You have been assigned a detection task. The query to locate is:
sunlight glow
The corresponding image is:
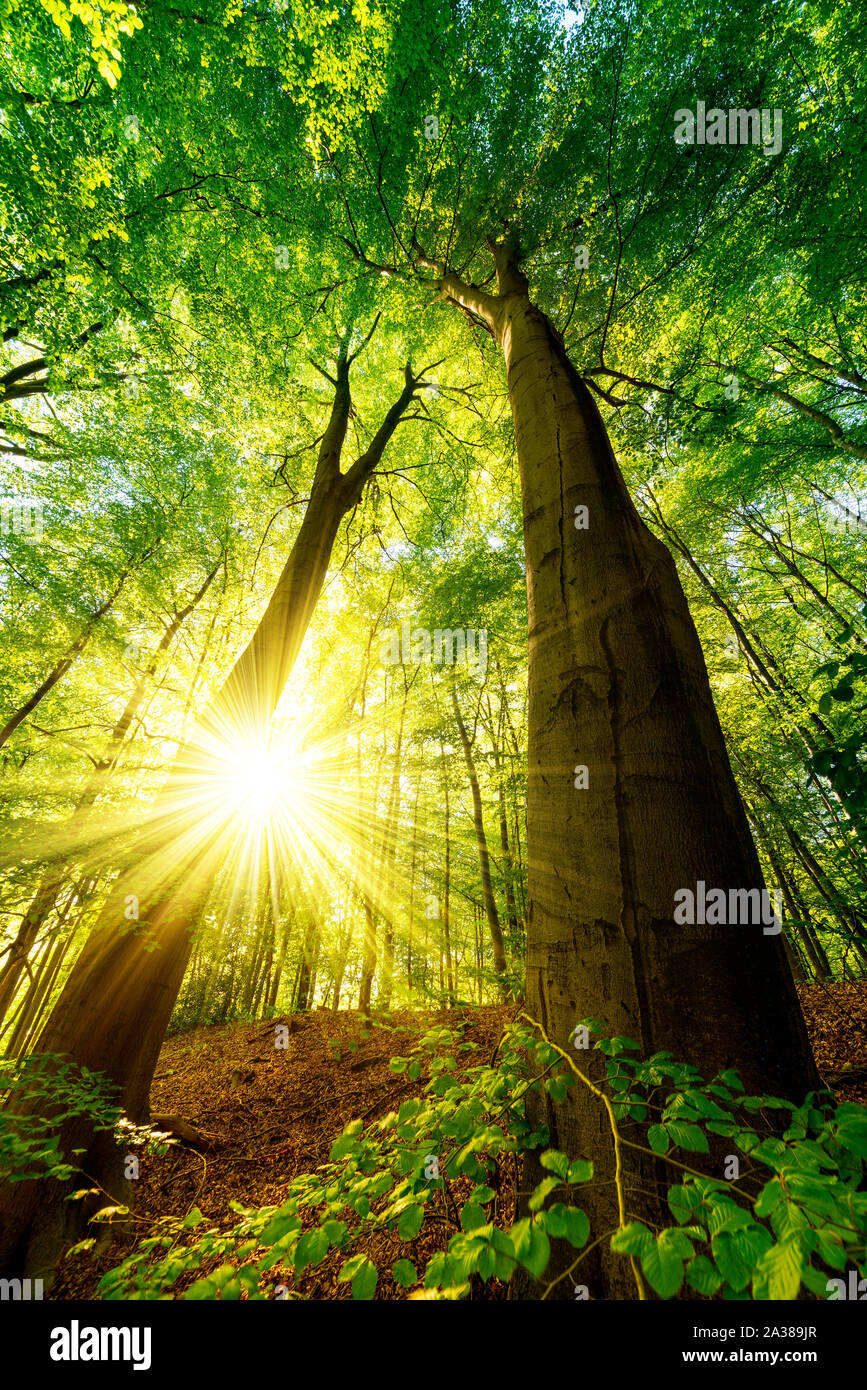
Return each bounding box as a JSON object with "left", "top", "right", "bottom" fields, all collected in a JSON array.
[{"left": 225, "top": 743, "right": 307, "bottom": 823}]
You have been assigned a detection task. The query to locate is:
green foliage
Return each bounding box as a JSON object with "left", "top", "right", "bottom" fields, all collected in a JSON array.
[
  {"left": 0, "top": 1051, "right": 166, "bottom": 1185},
  {"left": 808, "top": 609, "right": 867, "bottom": 835},
  {"left": 96, "top": 1018, "right": 867, "bottom": 1301}
]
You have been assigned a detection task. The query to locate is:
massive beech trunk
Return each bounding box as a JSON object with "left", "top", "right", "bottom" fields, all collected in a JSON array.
[
  {"left": 423, "top": 238, "right": 820, "bottom": 1297},
  {"left": 0, "top": 349, "right": 425, "bottom": 1280}
]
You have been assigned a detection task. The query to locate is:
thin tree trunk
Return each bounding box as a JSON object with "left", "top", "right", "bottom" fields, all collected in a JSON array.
[
  {"left": 441, "top": 741, "right": 453, "bottom": 1006},
  {"left": 450, "top": 678, "right": 509, "bottom": 996},
  {"left": 8, "top": 932, "right": 75, "bottom": 1057},
  {"left": 379, "top": 681, "right": 409, "bottom": 1009},
  {"left": 407, "top": 781, "right": 420, "bottom": 997},
  {"left": 0, "top": 562, "right": 141, "bottom": 748}
]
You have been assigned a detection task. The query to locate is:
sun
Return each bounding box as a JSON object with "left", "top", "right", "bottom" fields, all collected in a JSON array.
[
  {"left": 222, "top": 741, "right": 308, "bottom": 825},
  {"left": 234, "top": 748, "right": 284, "bottom": 819}
]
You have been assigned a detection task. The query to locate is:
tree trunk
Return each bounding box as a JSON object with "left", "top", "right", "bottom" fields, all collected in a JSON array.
[
  {"left": 441, "top": 744, "right": 453, "bottom": 1006},
  {"left": 407, "top": 780, "right": 420, "bottom": 996},
  {"left": 425, "top": 239, "right": 820, "bottom": 1298},
  {"left": 489, "top": 698, "right": 521, "bottom": 943},
  {"left": 450, "top": 678, "right": 509, "bottom": 996},
  {"left": 379, "top": 681, "right": 408, "bottom": 1009}
]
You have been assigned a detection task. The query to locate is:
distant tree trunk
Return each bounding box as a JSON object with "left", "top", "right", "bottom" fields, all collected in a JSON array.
[
  {"left": 254, "top": 914, "right": 275, "bottom": 1017},
  {"left": 734, "top": 750, "right": 867, "bottom": 970},
  {"left": 407, "top": 780, "right": 420, "bottom": 997},
  {"left": 0, "top": 562, "right": 139, "bottom": 748},
  {"left": 422, "top": 237, "right": 820, "bottom": 1298},
  {"left": 331, "top": 897, "right": 356, "bottom": 1010},
  {"left": 7, "top": 931, "right": 74, "bottom": 1056},
  {"left": 488, "top": 699, "right": 520, "bottom": 942},
  {"left": 450, "top": 679, "right": 509, "bottom": 996},
  {"left": 296, "top": 920, "right": 319, "bottom": 1012},
  {"left": 242, "top": 915, "right": 267, "bottom": 1015},
  {"left": 0, "top": 556, "right": 222, "bottom": 1027},
  {"left": 379, "top": 679, "right": 409, "bottom": 1009},
  {"left": 644, "top": 494, "right": 867, "bottom": 849},
  {"left": 440, "top": 739, "right": 453, "bottom": 1006},
  {"left": 358, "top": 745, "right": 386, "bottom": 1014},
  {"left": 747, "top": 804, "right": 832, "bottom": 981},
  {"left": 267, "top": 901, "right": 294, "bottom": 1011}
]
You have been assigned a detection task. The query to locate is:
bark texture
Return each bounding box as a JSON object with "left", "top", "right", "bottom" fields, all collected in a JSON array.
[{"left": 425, "top": 239, "right": 820, "bottom": 1297}]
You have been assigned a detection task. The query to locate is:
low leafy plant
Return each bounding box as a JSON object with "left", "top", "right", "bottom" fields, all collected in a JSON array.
[
  {"left": 96, "top": 1017, "right": 867, "bottom": 1300},
  {"left": 0, "top": 1052, "right": 175, "bottom": 1189}
]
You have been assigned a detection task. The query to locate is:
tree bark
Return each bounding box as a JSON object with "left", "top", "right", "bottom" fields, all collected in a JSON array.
[{"left": 425, "top": 239, "right": 820, "bottom": 1298}]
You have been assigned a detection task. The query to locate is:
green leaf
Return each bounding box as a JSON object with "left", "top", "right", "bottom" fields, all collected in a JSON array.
[
  {"left": 261, "top": 1210, "right": 301, "bottom": 1246},
  {"left": 752, "top": 1238, "right": 806, "bottom": 1301},
  {"left": 529, "top": 1177, "right": 560, "bottom": 1212},
  {"left": 338, "top": 1253, "right": 367, "bottom": 1283},
  {"left": 648, "top": 1124, "right": 669, "bottom": 1154},
  {"left": 712, "top": 1226, "right": 771, "bottom": 1292},
  {"left": 294, "top": 1226, "right": 329, "bottom": 1274},
  {"left": 561, "top": 1205, "right": 590, "bottom": 1248},
  {"left": 539, "top": 1149, "right": 570, "bottom": 1178},
  {"left": 393, "top": 1259, "right": 417, "bottom": 1288},
  {"left": 666, "top": 1121, "right": 709, "bottom": 1153},
  {"left": 802, "top": 1264, "right": 837, "bottom": 1299},
  {"left": 470, "top": 1185, "right": 495, "bottom": 1204},
  {"left": 641, "top": 1233, "right": 685, "bottom": 1299},
  {"left": 667, "top": 1185, "right": 698, "bottom": 1225},
  {"left": 352, "top": 1258, "right": 377, "bottom": 1301},
  {"left": 545, "top": 1076, "right": 568, "bottom": 1102},
  {"left": 611, "top": 1222, "right": 654, "bottom": 1257},
  {"left": 510, "top": 1219, "right": 551, "bottom": 1279},
  {"left": 460, "top": 1201, "right": 487, "bottom": 1232},
  {"left": 398, "top": 1204, "right": 424, "bottom": 1240},
  {"left": 754, "top": 1178, "right": 783, "bottom": 1218},
  {"left": 685, "top": 1255, "right": 722, "bottom": 1295}
]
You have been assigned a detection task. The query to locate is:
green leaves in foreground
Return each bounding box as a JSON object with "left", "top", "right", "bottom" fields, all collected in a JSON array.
[{"left": 96, "top": 1018, "right": 867, "bottom": 1303}]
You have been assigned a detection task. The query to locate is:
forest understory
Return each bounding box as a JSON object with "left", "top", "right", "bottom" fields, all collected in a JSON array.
[{"left": 48, "top": 986, "right": 867, "bottom": 1301}]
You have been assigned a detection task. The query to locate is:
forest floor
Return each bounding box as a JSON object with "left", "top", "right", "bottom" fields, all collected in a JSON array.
[{"left": 51, "top": 983, "right": 867, "bottom": 1300}]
